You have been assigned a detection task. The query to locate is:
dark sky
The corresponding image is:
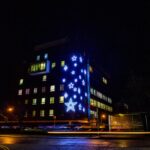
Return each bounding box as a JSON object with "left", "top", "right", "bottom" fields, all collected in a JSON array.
[{"left": 0, "top": 1, "right": 149, "bottom": 109}]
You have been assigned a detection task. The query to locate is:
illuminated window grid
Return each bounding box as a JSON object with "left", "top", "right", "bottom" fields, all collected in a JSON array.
[
  {"left": 52, "top": 62, "right": 56, "bottom": 68},
  {"left": 50, "top": 85, "right": 55, "bottom": 92},
  {"left": 50, "top": 97, "right": 55, "bottom": 104},
  {"left": 33, "top": 88, "right": 38, "bottom": 94},
  {"left": 19, "top": 79, "right": 24, "bottom": 85},
  {"left": 40, "top": 110, "right": 45, "bottom": 117},
  {"left": 61, "top": 60, "right": 65, "bottom": 67},
  {"left": 32, "top": 110, "right": 36, "bottom": 117},
  {"left": 59, "top": 96, "right": 64, "bottom": 103},
  {"left": 32, "top": 98, "right": 37, "bottom": 105},
  {"left": 41, "top": 98, "right": 46, "bottom": 105},
  {"left": 42, "top": 75, "right": 47, "bottom": 81},
  {"left": 49, "top": 109, "right": 54, "bottom": 116},
  {"left": 18, "top": 89, "right": 22, "bottom": 95},
  {"left": 25, "top": 88, "right": 30, "bottom": 95}
]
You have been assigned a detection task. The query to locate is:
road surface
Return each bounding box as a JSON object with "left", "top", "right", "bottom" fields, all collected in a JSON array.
[{"left": 0, "top": 134, "right": 150, "bottom": 150}]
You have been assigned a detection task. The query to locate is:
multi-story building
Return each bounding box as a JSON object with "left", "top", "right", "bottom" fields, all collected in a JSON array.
[{"left": 16, "top": 39, "right": 113, "bottom": 128}]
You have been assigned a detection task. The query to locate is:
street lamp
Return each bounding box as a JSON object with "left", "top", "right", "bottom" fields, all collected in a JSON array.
[{"left": 7, "top": 107, "right": 14, "bottom": 113}]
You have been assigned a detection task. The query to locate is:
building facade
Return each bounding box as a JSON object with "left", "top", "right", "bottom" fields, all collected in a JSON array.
[{"left": 16, "top": 41, "right": 113, "bottom": 127}]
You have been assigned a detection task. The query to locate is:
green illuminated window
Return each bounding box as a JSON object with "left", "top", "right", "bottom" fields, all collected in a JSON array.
[
  {"left": 50, "top": 97, "right": 55, "bottom": 104},
  {"left": 41, "top": 98, "right": 45, "bottom": 105},
  {"left": 42, "top": 75, "right": 47, "bottom": 81},
  {"left": 49, "top": 109, "right": 54, "bottom": 116},
  {"left": 25, "top": 99, "right": 28, "bottom": 104},
  {"left": 59, "top": 96, "right": 64, "bottom": 103},
  {"left": 52, "top": 62, "right": 56, "bottom": 68},
  {"left": 61, "top": 61, "right": 65, "bottom": 67},
  {"left": 32, "top": 110, "right": 36, "bottom": 117},
  {"left": 19, "top": 79, "right": 24, "bottom": 85},
  {"left": 40, "top": 110, "right": 45, "bottom": 117},
  {"left": 32, "top": 98, "right": 37, "bottom": 105},
  {"left": 50, "top": 85, "right": 55, "bottom": 92},
  {"left": 18, "top": 89, "right": 22, "bottom": 95}
]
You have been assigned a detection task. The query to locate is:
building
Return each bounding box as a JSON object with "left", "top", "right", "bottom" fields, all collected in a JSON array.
[{"left": 16, "top": 39, "right": 113, "bottom": 128}]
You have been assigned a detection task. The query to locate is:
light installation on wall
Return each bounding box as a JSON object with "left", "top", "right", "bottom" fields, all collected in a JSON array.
[{"left": 62, "top": 55, "right": 88, "bottom": 113}]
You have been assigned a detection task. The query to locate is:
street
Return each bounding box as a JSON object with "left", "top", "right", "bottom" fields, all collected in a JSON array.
[{"left": 0, "top": 134, "right": 150, "bottom": 150}]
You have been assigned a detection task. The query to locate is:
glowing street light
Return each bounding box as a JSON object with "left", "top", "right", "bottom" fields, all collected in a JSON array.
[{"left": 7, "top": 107, "right": 14, "bottom": 113}]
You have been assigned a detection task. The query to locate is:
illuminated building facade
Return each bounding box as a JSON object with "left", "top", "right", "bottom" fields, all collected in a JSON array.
[{"left": 17, "top": 42, "right": 113, "bottom": 127}]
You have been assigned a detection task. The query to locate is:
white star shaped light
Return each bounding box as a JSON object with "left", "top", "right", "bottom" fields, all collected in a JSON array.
[
  {"left": 65, "top": 98, "right": 77, "bottom": 112},
  {"left": 71, "top": 55, "right": 77, "bottom": 61},
  {"left": 68, "top": 83, "right": 74, "bottom": 89}
]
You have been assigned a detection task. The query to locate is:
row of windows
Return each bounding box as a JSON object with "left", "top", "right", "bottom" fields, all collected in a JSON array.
[
  {"left": 90, "top": 88, "right": 112, "bottom": 104},
  {"left": 90, "top": 98, "right": 113, "bottom": 112},
  {"left": 18, "top": 85, "right": 64, "bottom": 95},
  {"left": 25, "top": 96, "right": 64, "bottom": 105},
  {"left": 25, "top": 109, "right": 54, "bottom": 117}
]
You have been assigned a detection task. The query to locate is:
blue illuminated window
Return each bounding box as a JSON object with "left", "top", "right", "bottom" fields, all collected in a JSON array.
[{"left": 44, "top": 53, "right": 48, "bottom": 59}]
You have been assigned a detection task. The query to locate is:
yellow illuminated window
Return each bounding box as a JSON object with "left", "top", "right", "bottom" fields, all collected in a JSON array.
[
  {"left": 40, "top": 63, "right": 46, "bottom": 71},
  {"left": 19, "top": 79, "right": 24, "bottom": 85},
  {"left": 18, "top": 89, "right": 22, "bottom": 95},
  {"left": 50, "top": 85, "right": 55, "bottom": 92},
  {"left": 42, "top": 75, "right": 47, "bottom": 81},
  {"left": 25, "top": 99, "right": 28, "bottom": 104},
  {"left": 59, "top": 96, "right": 64, "bottom": 103},
  {"left": 90, "top": 99, "right": 94, "bottom": 106},
  {"left": 102, "top": 77, "right": 108, "bottom": 85},
  {"left": 52, "top": 62, "right": 56, "bottom": 68},
  {"left": 32, "top": 110, "right": 36, "bottom": 117},
  {"left": 41, "top": 98, "right": 45, "bottom": 105},
  {"left": 32, "top": 98, "right": 37, "bottom": 105},
  {"left": 61, "top": 61, "right": 65, "bottom": 67},
  {"left": 49, "top": 109, "right": 54, "bottom": 116},
  {"left": 50, "top": 97, "right": 55, "bottom": 104},
  {"left": 40, "top": 110, "right": 45, "bottom": 117}
]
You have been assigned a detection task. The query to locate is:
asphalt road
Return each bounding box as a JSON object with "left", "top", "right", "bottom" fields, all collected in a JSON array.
[{"left": 0, "top": 134, "right": 150, "bottom": 150}]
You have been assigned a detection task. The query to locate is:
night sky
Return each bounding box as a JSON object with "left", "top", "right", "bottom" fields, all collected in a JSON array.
[{"left": 0, "top": 1, "right": 149, "bottom": 112}]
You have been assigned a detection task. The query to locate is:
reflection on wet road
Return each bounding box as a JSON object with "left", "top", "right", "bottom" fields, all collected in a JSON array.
[{"left": 0, "top": 135, "right": 150, "bottom": 150}]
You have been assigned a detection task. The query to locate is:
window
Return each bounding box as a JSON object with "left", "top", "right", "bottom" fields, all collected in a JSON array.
[
  {"left": 90, "top": 99, "right": 94, "bottom": 106},
  {"left": 42, "top": 75, "right": 47, "bottom": 81},
  {"left": 59, "top": 96, "right": 64, "bottom": 103},
  {"left": 44, "top": 53, "right": 48, "bottom": 59},
  {"left": 18, "top": 89, "right": 22, "bottom": 95},
  {"left": 32, "top": 98, "right": 37, "bottom": 105},
  {"left": 33, "top": 88, "right": 38, "bottom": 94},
  {"left": 50, "top": 97, "right": 55, "bottom": 104},
  {"left": 25, "top": 88, "right": 30, "bottom": 95},
  {"left": 90, "top": 88, "right": 94, "bottom": 95},
  {"left": 36, "top": 55, "right": 40, "bottom": 61},
  {"left": 50, "top": 85, "right": 55, "bottom": 92},
  {"left": 42, "top": 87, "right": 46, "bottom": 93},
  {"left": 24, "top": 112, "right": 28, "bottom": 118},
  {"left": 60, "top": 84, "right": 64, "bottom": 91},
  {"left": 19, "top": 79, "right": 24, "bottom": 85},
  {"left": 32, "top": 110, "right": 36, "bottom": 117},
  {"left": 25, "top": 99, "right": 28, "bottom": 104},
  {"left": 52, "top": 62, "right": 56, "bottom": 68},
  {"left": 49, "top": 109, "right": 54, "bottom": 116},
  {"left": 102, "top": 77, "right": 108, "bottom": 85},
  {"left": 41, "top": 98, "right": 45, "bottom": 105},
  {"left": 61, "top": 61, "right": 65, "bottom": 67},
  {"left": 40, "top": 63, "right": 46, "bottom": 70},
  {"left": 108, "top": 97, "right": 112, "bottom": 104},
  {"left": 40, "top": 110, "right": 45, "bottom": 117}
]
